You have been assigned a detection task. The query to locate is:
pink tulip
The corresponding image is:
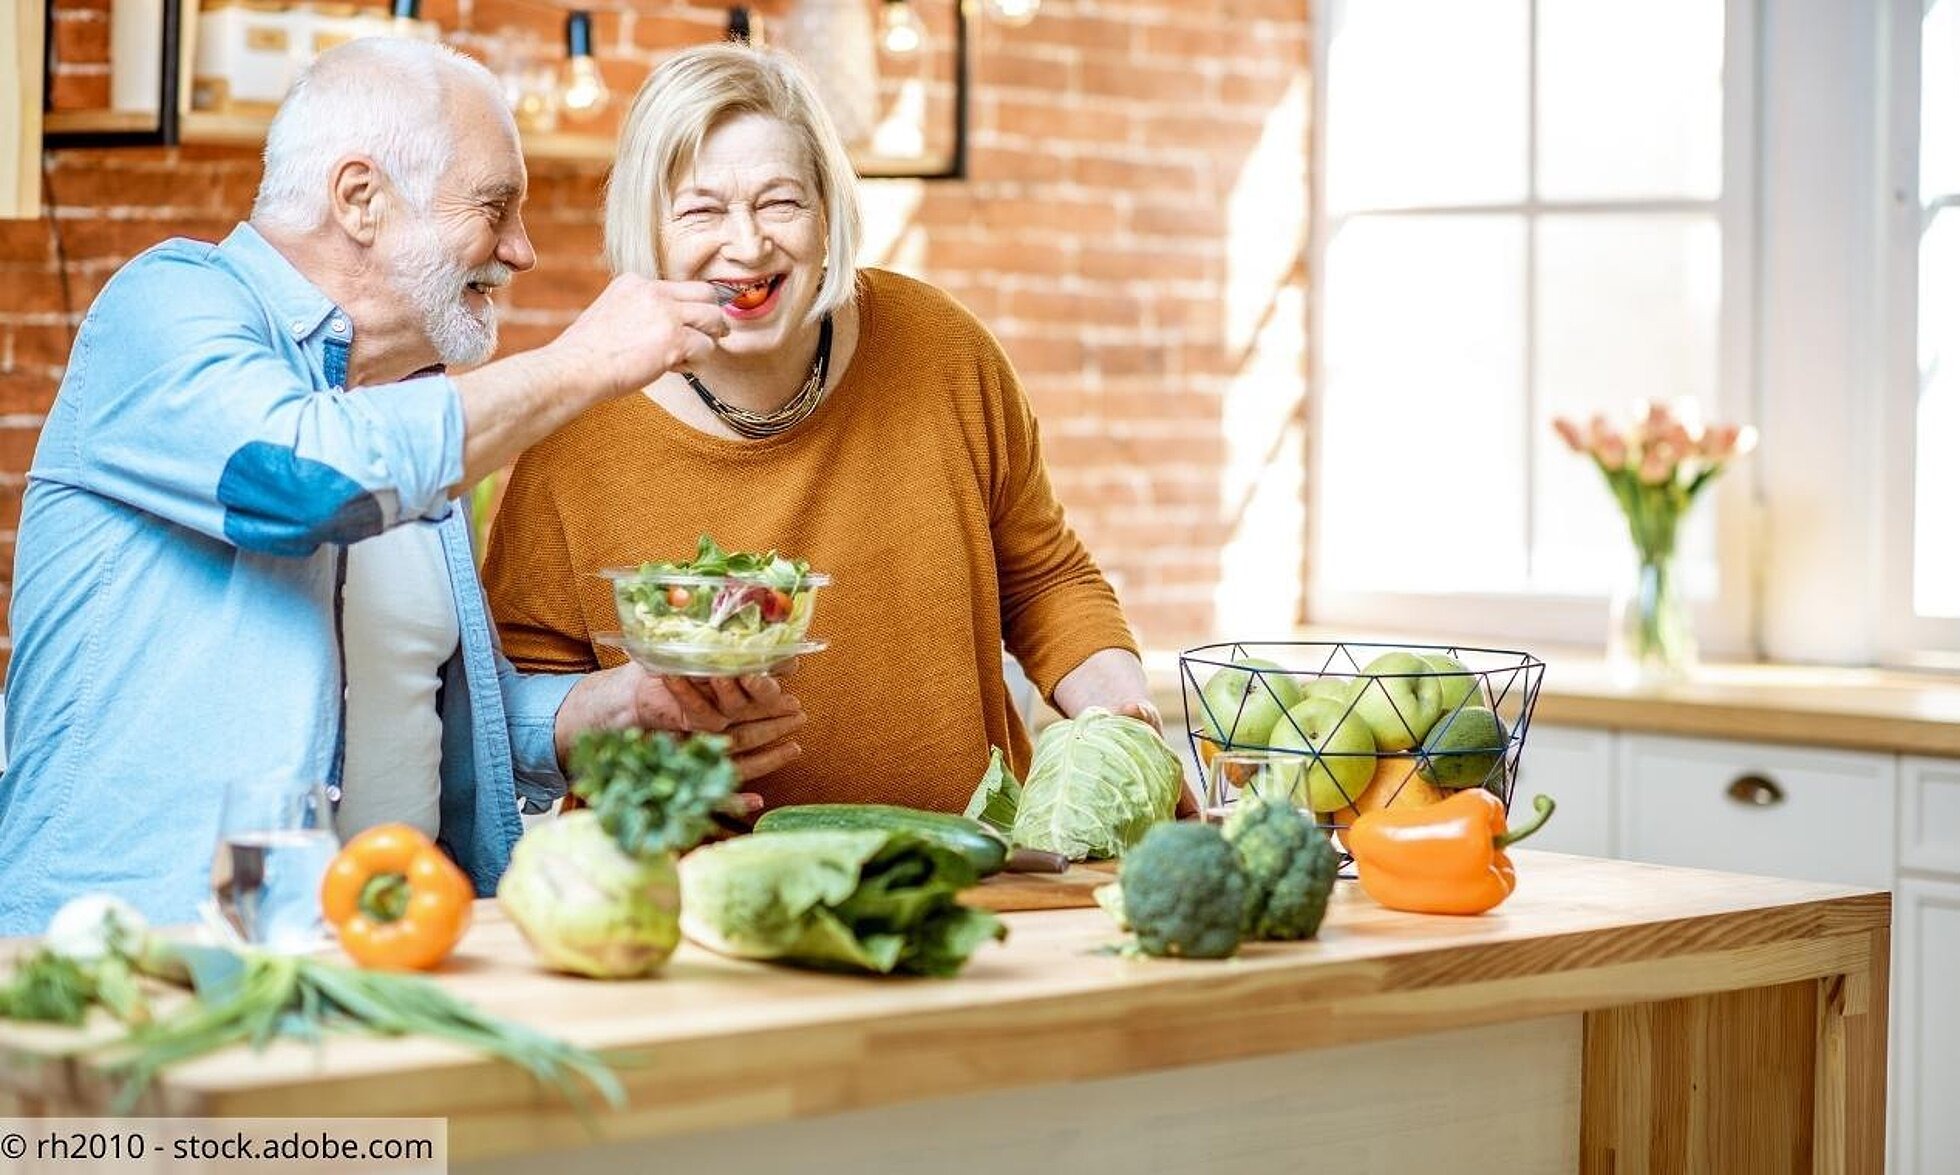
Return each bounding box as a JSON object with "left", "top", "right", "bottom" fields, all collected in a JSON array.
[
  {"left": 1634, "top": 401, "right": 1674, "bottom": 447},
  {"left": 1701, "top": 422, "right": 1740, "bottom": 461},
  {"left": 1596, "top": 434, "right": 1628, "bottom": 471},
  {"left": 1551, "top": 416, "right": 1588, "bottom": 453},
  {"left": 1587, "top": 414, "right": 1617, "bottom": 447},
  {"left": 1638, "top": 444, "right": 1674, "bottom": 485}
]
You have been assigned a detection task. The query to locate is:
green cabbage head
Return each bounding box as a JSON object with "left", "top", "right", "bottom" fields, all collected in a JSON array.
[
  {"left": 497, "top": 811, "right": 682, "bottom": 978},
  {"left": 1010, "top": 707, "right": 1184, "bottom": 861}
]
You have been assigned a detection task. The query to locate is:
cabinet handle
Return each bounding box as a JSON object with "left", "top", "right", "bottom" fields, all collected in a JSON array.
[{"left": 1725, "top": 773, "right": 1785, "bottom": 807}]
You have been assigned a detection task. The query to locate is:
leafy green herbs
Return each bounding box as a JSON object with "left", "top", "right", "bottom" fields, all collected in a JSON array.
[
  {"left": 642, "top": 534, "right": 810, "bottom": 592},
  {"left": 568, "top": 728, "right": 739, "bottom": 860},
  {"left": 0, "top": 949, "right": 105, "bottom": 1026}
]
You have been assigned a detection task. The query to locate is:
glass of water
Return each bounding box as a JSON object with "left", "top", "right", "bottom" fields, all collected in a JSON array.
[
  {"left": 1202, "top": 750, "right": 1306, "bottom": 823},
  {"left": 209, "top": 781, "right": 338, "bottom": 953}
]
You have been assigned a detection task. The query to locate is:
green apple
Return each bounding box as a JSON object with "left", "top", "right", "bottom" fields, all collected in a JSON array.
[
  {"left": 1417, "top": 706, "right": 1510, "bottom": 789},
  {"left": 1264, "top": 697, "right": 1378, "bottom": 812},
  {"left": 1421, "top": 652, "right": 1481, "bottom": 718},
  {"left": 1300, "top": 676, "right": 1357, "bottom": 708},
  {"left": 1351, "top": 651, "right": 1445, "bottom": 751},
  {"left": 1196, "top": 658, "right": 1302, "bottom": 749}
]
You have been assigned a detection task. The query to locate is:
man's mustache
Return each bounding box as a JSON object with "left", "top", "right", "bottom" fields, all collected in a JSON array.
[{"left": 465, "top": 262, "right": 514, "bottom": 292}]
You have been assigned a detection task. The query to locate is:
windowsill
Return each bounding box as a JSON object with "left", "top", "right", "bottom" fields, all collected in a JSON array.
[{"left": 1141, "top": 629, "right": 1960, "bottom": 758}]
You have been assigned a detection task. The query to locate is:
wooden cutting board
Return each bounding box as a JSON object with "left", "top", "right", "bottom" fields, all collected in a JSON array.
[{"left": 962, "top": 861, "right": 1119, "bottom": 912}]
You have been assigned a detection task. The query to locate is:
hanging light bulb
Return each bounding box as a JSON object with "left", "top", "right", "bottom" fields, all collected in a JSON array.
[
  {"left": 559, "top": 10, "right": 611, "bottom": 121},
  {"left": 878, "top": 0, "right": 927, "bottom": 58},
  {"left": 985, "top": 0, "right": 1041, "bottom": 26},
  {"left": 388, "top": 0, "right": 436, "bottom": 41}
]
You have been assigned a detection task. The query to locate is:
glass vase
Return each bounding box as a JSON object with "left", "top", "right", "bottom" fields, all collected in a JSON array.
[{"left": 1608, "top": 550, "right": 1696, "bottom": 682}]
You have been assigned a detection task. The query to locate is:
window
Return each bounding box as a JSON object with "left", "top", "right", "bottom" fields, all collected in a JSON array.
[
  {"left": 1309, "top": 0, "right": 1747, "bottom": 648},
  {"left": 1882, "top": 0, "right": 1960, "bottom": 663}
]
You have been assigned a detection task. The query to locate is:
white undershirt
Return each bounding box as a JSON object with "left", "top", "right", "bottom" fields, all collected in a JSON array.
[{"left": 335, "top": 521, "right": 459, "bottom": 843}]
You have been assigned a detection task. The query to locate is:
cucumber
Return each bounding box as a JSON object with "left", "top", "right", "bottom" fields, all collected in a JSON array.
[{"left": 753, "top": 804, "right": 1011, "bottom": 876}]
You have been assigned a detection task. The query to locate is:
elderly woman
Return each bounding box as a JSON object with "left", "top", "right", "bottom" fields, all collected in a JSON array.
[{"left": 483, "top": 43, "right": 1156, "bottom": 814}]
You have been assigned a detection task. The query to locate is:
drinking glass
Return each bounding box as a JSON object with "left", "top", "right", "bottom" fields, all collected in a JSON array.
[
  {"left": 1202, "top": 750, "right": 1305, "bottom": 823},
  {"left": 209, "top": 781, "right": 338, "bottom": 952}
]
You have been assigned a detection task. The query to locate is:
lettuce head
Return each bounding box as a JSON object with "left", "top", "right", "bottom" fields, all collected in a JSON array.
[{"left": 678, "top": 830, "right": 1006, "bottom": 977}]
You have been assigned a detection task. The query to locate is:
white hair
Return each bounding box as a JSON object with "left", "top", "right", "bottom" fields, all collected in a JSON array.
[
  {"left": 252, "top": 38, "right": 508, "bottom": 233},
  {"left": 605, "top": 43, "right": 861, "bottom": 321}
]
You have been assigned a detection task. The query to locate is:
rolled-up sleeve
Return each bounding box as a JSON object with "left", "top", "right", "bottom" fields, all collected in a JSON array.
[{"left": 58, "top": 252, "right": 464, "bottom": 556}]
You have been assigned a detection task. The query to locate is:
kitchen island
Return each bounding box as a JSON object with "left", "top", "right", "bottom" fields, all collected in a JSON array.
[{"left": 0, "top": 852, "right": 1889, "bottom": 1174}]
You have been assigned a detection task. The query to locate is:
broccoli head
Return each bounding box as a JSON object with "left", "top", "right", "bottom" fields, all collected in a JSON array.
[
  {"left": 1222, "top": 797, "right": 1338, "bottom": 941},
  {"left": 1119, "top": 822, "right": 1248, "bottom": 959}
]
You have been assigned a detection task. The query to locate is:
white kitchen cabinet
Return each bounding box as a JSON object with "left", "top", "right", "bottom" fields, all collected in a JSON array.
[
  {"left": 1512, "top": 723, "right": 1615, "bottom": 857},
  {"left": 1893, "top": 877, "right": 1960, "bottom": 1175},
  {"left": 1616, "top": 733, "right": 1897, "bottom": 890},
  {"left": 1900, "top": 757, "right": 1960, "bottom": 877}
]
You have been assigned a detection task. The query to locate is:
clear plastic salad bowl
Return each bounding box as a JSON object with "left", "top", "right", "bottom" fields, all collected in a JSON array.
[{"left": 598, "top": 567, "right": 830, "bottom": 677}]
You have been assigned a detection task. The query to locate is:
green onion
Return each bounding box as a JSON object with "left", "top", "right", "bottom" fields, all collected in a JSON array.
[{"left": 105, "top": 945, "right": 622, "bottom": 1117}]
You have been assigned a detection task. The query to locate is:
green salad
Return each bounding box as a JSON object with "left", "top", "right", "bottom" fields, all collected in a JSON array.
[{"left": 608, "top": 535, "right": 825, "bottom": 673}]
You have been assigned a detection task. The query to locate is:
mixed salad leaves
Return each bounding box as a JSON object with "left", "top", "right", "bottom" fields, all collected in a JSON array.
[{"left": 611, "top": 535, "right": 823, "bottom": 673}]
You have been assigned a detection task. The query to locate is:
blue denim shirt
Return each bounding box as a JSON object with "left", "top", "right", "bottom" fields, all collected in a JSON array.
[{"left": 0, "top": 225, "right": 576, "bottom": 935}]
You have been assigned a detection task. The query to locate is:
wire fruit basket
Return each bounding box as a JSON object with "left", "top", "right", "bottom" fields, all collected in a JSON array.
[{"left": 1178, "top": 641, "right": 1547, "bottom": 853}]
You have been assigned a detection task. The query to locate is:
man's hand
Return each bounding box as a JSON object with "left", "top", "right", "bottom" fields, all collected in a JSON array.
[
  {"left": 547, "top": 275, "right": 730, "bottom": 400},
  {"left": 454, "top": 276, "right": 731, "bottom": 487},
  {"left": 556, "top": 661, "right": 806, "bottom": 782}
]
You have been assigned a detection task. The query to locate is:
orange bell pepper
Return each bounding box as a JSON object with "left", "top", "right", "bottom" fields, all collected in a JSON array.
[
  {"left": 1347, "top": 791, "right": 1555, "bottom": 915},
  {"left": 319, "top": 824, "right": 474, "bottom": 970}
]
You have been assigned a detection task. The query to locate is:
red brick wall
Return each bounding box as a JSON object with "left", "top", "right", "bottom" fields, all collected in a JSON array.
[{"left": 5, "top": 0, "right": 1311, "bottom": 662}]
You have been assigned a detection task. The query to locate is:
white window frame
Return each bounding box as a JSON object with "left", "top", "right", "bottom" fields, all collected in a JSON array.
[
  {"left": 1304, "top": 0, "right": 1759, "bottom": 656},
  {"left": 1879, "top": 0, "right": 1960, "bottom": 668}
]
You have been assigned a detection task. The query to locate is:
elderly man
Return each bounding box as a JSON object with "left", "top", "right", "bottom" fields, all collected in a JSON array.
[{"left": 0, "top": 38, "right": 805, "bottom": 935}]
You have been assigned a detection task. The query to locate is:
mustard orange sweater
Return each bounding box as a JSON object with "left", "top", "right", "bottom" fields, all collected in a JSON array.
[{"left": 482, "top": 269, "right": 1137, "bottom": 813}]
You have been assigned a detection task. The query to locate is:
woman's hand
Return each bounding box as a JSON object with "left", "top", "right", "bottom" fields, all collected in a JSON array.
[
  {"left": 556, "top": 661, "right": 806, "bottom": 781},
  {"left": 1111, "top": 698, "right": 1164, "bottom": 733},
  {"left": 1052, "top": 648, "right": 1159, "bottom": 731},
  {"left": 1053, "top": 649, "right": 1194, "bottom": 813}
]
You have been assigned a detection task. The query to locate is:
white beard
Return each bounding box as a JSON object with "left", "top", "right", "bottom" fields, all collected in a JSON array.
[{"left": 389, "top": 217, "right": 509, "bottom": 369}]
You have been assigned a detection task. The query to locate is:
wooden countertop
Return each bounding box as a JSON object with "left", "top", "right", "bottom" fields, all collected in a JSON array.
[
  {"left": 0, "top": 854, "right": 1888, "bottom": 1163},
  {"left": 1144, "top": 647, "right": 1960, "bottom": 757}
]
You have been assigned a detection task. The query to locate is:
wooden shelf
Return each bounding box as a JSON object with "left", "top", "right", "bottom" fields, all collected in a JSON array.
[
  {"left": 43, "top": 110, "right": 162, "bottom": 135},
  {"left": 45, "top": 107, "right": 937, "bottom": 176},
  {"left": 47, "top": 108, "right": 617, "bottom": 162},
  {"left": 516, "top": 130, "right": 615, "bottom": 162},
  {"left": 179, "top": 110, "right": 617, "bottom": 161}
]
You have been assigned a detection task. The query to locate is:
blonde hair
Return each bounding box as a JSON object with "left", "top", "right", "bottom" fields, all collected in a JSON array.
[{"left": 604, "top": 43, "right": 861, "bottom": 320}]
